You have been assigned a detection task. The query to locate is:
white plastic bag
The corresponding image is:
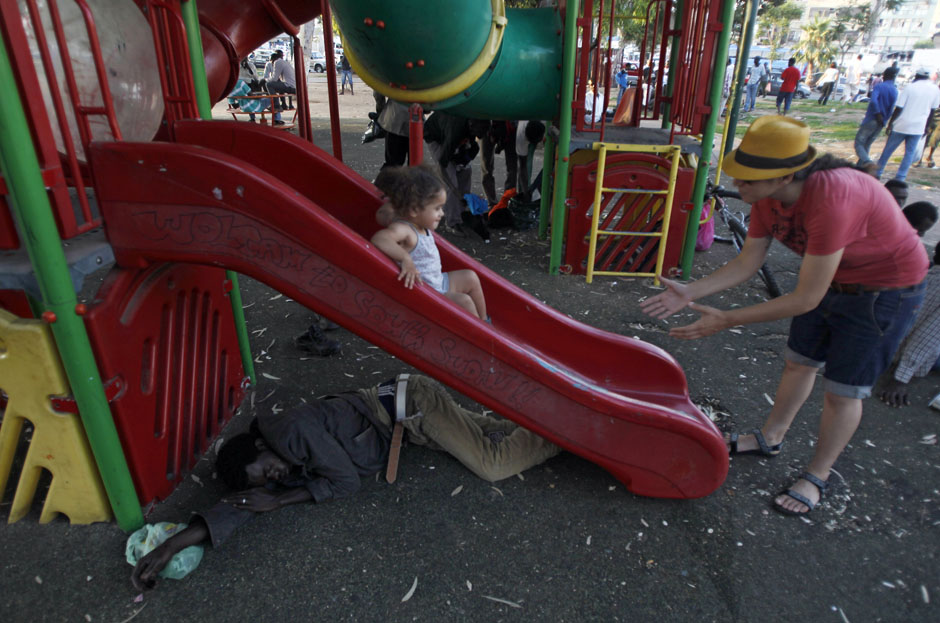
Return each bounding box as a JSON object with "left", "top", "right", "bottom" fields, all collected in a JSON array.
[{"left": 125, "top": 522, "right": 204, "bottom": 580}]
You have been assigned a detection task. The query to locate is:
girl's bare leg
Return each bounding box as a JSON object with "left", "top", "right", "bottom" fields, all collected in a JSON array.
[
  {"left": 445, "top": 291, "right": 479, "bottom": 317},
  {"left": 447, "top": 269, "right": 487, "bottom": 320}
]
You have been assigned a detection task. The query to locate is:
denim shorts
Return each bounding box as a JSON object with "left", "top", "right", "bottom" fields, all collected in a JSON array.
[{"left": 785, "top": 281, "right": 926, "bottom": 398}]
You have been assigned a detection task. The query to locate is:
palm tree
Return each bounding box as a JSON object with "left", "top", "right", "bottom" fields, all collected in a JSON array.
[{"left": 795, "top": 17, "right": 837, "bottom": 86}]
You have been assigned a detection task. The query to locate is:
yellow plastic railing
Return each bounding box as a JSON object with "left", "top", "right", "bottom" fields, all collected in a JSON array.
[{"left": 586, "top": 142, "right": 682, "bottom": 285}]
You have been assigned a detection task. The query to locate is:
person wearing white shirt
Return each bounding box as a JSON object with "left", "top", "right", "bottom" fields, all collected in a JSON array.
[
  {"left": 266, "top": 50, "right": 296, "bottom": 110},
  {"left": 875, "top": 68, "right": 940, "bottom": 181},
  {"left": 744, "top": 56, "right": 764, "bottom": 112},
  {"left": 843, "top": 54, "right": 863, "bottom": 103},
  {"left": 817, "top": 62, "right": 840, "bottom": 105}
]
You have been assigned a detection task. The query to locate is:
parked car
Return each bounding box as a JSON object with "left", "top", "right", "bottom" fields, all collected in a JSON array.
[
  {"left": 309, "top": 51, "right": 326, "bottom": 73},
  {"left": 767, "top": 71, "right": 812, "bottom": 99}
]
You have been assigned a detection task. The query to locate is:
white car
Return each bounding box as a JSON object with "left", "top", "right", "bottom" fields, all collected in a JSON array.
[{"left": 309, "top": 51, "right": 326, "bottom": 73}]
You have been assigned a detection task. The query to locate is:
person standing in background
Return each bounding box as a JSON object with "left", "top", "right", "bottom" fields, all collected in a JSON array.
[
  {"left": 843, "top": 55, "right": 863, "bottom": 103},
  {"left": 744, "top": 56, "right": 764, "bottom": 112}
]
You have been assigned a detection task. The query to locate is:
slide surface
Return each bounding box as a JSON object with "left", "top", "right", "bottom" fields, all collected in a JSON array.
[{"left": 89, "top": 122, "right": 728, "bottom": 498}]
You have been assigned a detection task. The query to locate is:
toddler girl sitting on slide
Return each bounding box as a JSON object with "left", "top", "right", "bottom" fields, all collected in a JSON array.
[{"left": 370, "top": 164, "right": 488, "bottom": 321}]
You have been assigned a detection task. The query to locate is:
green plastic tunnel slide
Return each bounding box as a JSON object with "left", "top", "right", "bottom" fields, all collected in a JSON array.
[{"left": 331, "top": 1, "right": 562, "bottom": 120}]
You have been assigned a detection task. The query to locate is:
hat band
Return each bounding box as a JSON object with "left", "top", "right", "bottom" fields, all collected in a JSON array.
[{"left": 735, "top": 148, "right": 811, "bottom": 170}]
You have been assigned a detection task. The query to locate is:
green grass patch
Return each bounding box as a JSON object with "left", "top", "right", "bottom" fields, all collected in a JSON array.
[{"left": 799, "top": 118, "right": 860, "bottom": 142}]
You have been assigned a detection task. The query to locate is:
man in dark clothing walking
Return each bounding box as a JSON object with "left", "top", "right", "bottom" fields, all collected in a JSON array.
[
  {"left": 130, "top": 374, "right": 560, "bottom": 590},
  {"left": 340, "top": 54, "right": 354, "bottom": 95}
]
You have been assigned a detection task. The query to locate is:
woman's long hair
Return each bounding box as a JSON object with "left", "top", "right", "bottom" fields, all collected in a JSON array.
[{"left": 794, "top": 153, "right": 870, "bottom": 181}]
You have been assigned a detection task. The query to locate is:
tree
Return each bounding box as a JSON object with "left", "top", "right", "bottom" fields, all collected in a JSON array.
[
  {"left": 830, "top": 2, "right": 870, "bottom": 67},
  {"left": 795, "top": 17, "right": 837, "bottom": 84},
  {"left": 914, "top": 39, "right": 935, "bottom": 49},
  {"left": 758, "top": 2, "right": 803, "bottom": 61}
]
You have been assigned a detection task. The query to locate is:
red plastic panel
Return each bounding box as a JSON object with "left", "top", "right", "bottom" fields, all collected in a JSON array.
[
  {"left": 89, "top": 138, "right": 727, "bottom": 498},
  {"left": 83, "top": 263, "right": 247, "bottom": 503},
  {"left": 0, "top": 290, "right": 32, "bottom": 317},
  {"left": 0, "top": 197, "right": 19, "bottom": 250},
  {"left": 564, "top": 153, "right": 694, "bottom": 276},
  {"left": 668, "top": 0, "right": 725, "bottom": 136}
]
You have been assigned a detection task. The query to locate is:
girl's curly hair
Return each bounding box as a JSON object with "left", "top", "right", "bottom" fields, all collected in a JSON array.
[{"left": 374, "top": 163, "right": 445, "bottom": 216}]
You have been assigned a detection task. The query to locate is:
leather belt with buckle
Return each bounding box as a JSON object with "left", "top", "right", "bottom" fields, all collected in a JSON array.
[{"left": 384, "top": 374, "right": 411, "bottom": 484}]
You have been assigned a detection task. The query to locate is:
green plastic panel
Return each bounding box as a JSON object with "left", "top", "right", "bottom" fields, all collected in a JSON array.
[
  {"left": 331, "top": 0, "right": 494, "bottom": 90},
  {"left": 435, "top": 7, "right": 561, "bottom": 120}
]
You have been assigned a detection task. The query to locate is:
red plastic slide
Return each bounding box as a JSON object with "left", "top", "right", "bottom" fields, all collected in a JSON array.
[{"left": 88, "top": 123, "right": 727, "bottom": 498}]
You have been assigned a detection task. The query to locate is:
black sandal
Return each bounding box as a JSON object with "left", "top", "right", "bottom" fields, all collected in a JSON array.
[
  {"left": 772, "top": 471, "right": 829, "bottom": 516},
  {"left": 727, "top": 428, "right": 783, "bottom": 457}
]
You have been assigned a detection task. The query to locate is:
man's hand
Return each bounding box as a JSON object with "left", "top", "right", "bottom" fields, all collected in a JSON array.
[
  {"left": 667, "top": 302, "right": 732, "bottom": 340},
  {"left": 131, "top": 543, "right": 175, "bottom": 591},
  {"left": 222, "top": 487, "right": 282, "bottom": 513},
  {"left": 130, "top": 520, "right": 209, "bottom": 591},
  {"left": 639, "top": 277, "right": 693, "bottom": 320},
  {"left": 879, "top": 378, "right": 910, "bottom": 408}
]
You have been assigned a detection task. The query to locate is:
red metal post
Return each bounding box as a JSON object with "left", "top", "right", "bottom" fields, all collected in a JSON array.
[
  {"left": 408, "top": 104, "right": 423, "bottom": 165},
  {"left": 321, "top": 0, "right": 343, "bottom": 161}
]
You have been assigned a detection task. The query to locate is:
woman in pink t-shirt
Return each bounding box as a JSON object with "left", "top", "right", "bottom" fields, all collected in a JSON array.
[{"left": 641, "top": 116, "right": 927, "bottom": 517}]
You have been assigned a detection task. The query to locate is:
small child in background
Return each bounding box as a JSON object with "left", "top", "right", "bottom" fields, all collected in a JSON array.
[
  {"left": 902, "top": 201, "right": 939, "bottom": 237},
  {"left": 884, "top": 179, "right": 909, "bottom": 206},
  {"left": 371, "top": 164, "right": 488, "bottom": 320}
]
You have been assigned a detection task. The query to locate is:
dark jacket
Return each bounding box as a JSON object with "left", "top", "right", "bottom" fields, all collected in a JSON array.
[
  {"left": 424, "top": 111, "right": 476, "bottom": 168},
  {"left": 196, "top": 394, "right": 390, "bottom": 546}
]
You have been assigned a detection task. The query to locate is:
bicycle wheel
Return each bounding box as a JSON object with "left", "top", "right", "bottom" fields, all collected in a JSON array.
[{"left": 726, "top": 216, "right": 782, "bottom": 298}]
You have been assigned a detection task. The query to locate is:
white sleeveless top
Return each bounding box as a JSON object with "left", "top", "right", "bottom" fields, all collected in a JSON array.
[{"left": 398, "top": 220, "right": 445, "bottom": 293}]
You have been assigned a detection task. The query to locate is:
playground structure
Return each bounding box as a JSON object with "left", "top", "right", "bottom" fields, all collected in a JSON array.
[{"left": 0, "top": 0, "right": 735, "bottom": 531}]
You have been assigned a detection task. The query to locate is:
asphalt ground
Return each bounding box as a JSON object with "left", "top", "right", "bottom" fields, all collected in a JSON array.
[{"left": 1, "top": 115, "right": 938, "bottom": 622}]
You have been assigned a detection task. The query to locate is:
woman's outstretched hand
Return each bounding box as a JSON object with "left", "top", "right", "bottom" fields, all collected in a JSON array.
[
  {"left": 639, "top": 277, "right": 692, "bottom": 319},
  {"left": 667, "top": 302, "right": 730, "bottom": 339}
]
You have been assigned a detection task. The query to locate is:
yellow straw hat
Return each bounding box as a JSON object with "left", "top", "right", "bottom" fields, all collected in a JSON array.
[{"left": 721, "top": 116, "right": 817, "bottom": 180}]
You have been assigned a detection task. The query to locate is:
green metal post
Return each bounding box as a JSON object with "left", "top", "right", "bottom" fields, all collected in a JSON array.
[
  {"left": 180, "top": 0, "right": 212, "bottom": 119},
  {"left": 678, "top": 0, "right": 738, "bottom": 280},
  {"left": 548, "top": 0, "right": 581, "bottom": 274},
  {"left": 180, "top": 0, "right": 256, "bottom": 384},
  {"left": 661, "top": 0, "right": 684, "bottom": 128},
  {"left": 0, "top": 35, "right": 143, "bottom": 530},
  {"left": 537, "top": 132, "right": 556, "bottom": 240},
  {"left": 724, "top": 0, "right": 759, "bottom": 157}
]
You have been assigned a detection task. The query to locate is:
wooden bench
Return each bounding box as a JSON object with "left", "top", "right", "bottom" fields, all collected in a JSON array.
[{"left": 226, "top": 94, "right": 297, "bottom": 129}]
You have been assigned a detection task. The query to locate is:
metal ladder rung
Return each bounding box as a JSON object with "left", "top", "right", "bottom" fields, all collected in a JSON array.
[
  {"left": 591, "top": 270, "right": 657, "bottom": 278},
  {"left": 600, "top": 187, "right": 669, "bottom": 195},
  {"left": 595, "top": 230, "right": 662, "bottom": 238}
]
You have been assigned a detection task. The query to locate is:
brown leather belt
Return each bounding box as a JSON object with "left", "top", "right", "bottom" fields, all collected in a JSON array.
[
  {"left": 829, "top": 282, "right": 889, "bottom": 294},
  {"left": 385, "top": 374, "right": 411, "bottom": 484}
]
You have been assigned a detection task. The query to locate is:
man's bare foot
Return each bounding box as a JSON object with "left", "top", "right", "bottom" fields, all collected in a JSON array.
[{"left": 879, "top": 378, "right": 910, "bottom": 408}]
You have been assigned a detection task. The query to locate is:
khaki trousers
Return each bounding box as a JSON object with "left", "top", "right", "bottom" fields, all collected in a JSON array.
[{"left": 359, "top": 375, "right": 560, "bottom": 482}]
